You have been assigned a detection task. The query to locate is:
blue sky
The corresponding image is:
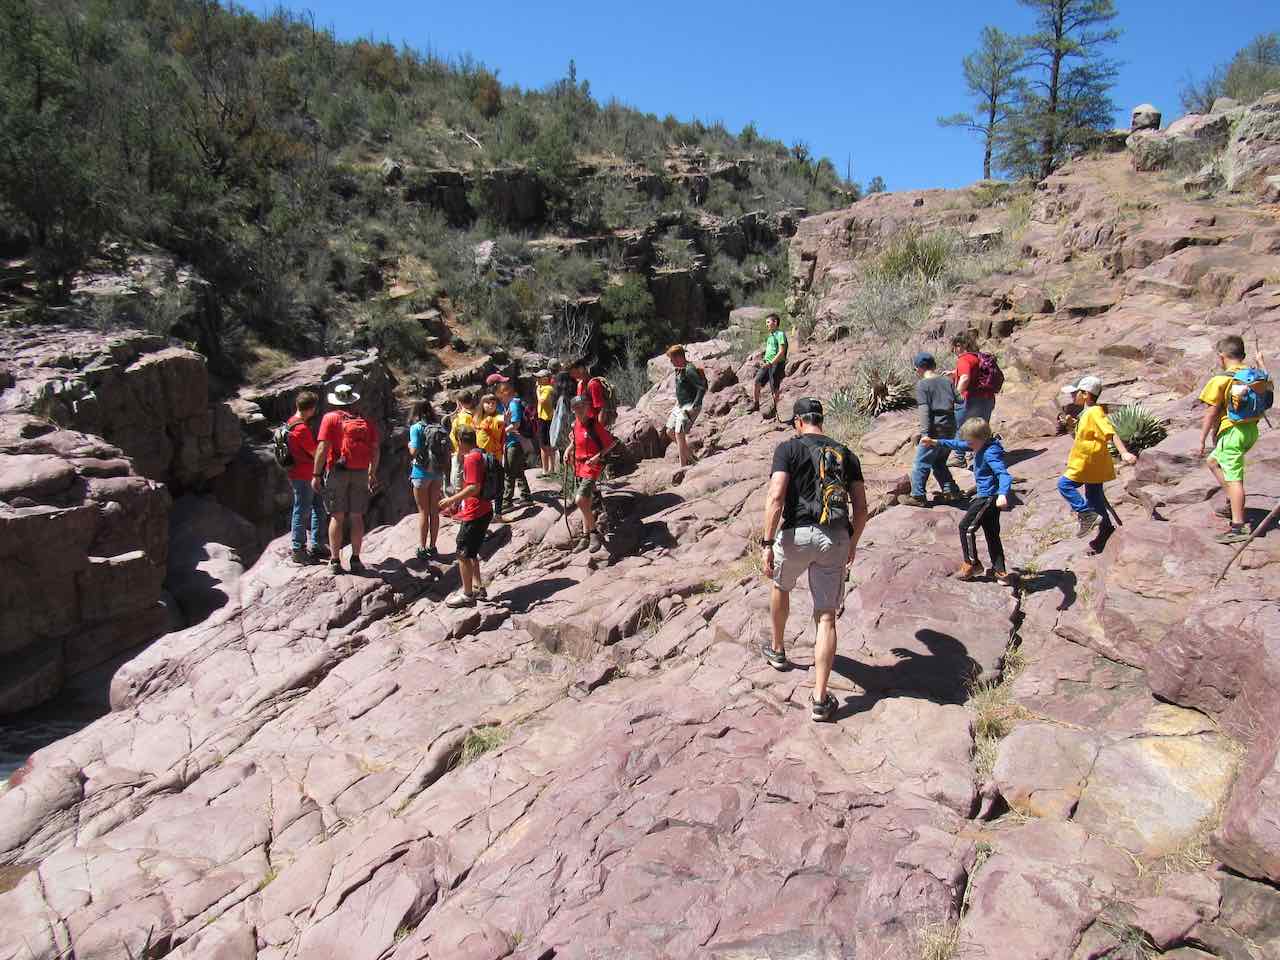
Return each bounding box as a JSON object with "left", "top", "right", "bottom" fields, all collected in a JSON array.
[{"left": 264, "top": 0, "right": 1270, "bottom": 190}]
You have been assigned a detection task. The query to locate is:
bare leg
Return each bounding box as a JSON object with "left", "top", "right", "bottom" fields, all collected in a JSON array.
[
  {"left": 578, "top": 495, "right": 595, "bottom": 533},
  {"left": 350, "top": 514, "right": 365, "bottom": 558},
  {"left": 770, "top": 585, "right": 790, "bottom": 656},
  {"left": 458, "top": 557, "right": 475, "bottom": 594},
  {"left": 676, "top": 431, "right": 692, "bottom": 466},
  {"left": 1226, "top": 480, "right": 1246, "bottom": 526},
  {"left": 413, "top": 484, "right": 430, "bottom": 550},
  {"left": 427, "top": 479, "right": 441, "bottom": 548},
  {"left": 329, "top": 512, "right": 345, "bottom": 560},
  {"left": 812, "top": 611, "right": 837, "bottom": 702},
  {"left": 753, "top": 381, "right": 761, "bottom": 407}
]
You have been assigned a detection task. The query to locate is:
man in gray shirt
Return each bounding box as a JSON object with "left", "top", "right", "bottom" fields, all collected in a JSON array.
[{"left": 901, "top": 351, "right": 961, "bottom": 507}]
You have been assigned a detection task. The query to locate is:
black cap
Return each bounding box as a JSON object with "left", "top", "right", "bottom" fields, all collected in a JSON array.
[{"left": 792, "top": 397, "right": 823, "bottom": 419}]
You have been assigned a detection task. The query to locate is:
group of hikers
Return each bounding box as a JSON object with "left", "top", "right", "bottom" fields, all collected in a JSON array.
[{"left": 277, "top": 318, "right": 1271, "bottom": 722}]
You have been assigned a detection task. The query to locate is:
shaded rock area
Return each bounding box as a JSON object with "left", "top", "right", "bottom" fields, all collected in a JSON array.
[{"left": 5, "top": 136, "right": 1280, "bottom": 959}]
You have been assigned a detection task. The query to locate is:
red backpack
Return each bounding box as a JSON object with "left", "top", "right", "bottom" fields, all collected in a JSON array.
[
  {"left": 972, "top": 352, "right": 1005, "bottom": 394},
  {"left": 338, "top": 413, "right": 376, "bottom": 470}
]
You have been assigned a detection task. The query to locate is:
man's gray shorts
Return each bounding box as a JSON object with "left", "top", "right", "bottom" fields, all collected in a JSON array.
[{"left": 771, "top": 524, "right": 850, "bottom": 613}]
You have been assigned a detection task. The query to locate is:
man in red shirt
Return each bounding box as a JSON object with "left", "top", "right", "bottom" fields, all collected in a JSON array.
[
  {"left": 569, "top": 356, "right": 607, "bottom": 423},
  {"left": 437, "top": 427, "right": 492, "bottom": 606},
  {"left": 286, "top": 390, "right": 328, "bottom": 565},
  {"left": 950, "top": 330, "right": 998, "bottom": 467},
  {"left": 312, "top": 384, "right": 381, "bottom": 574},
  {"left": 568, "top": 394, "right": 616, "bottom": 553}
]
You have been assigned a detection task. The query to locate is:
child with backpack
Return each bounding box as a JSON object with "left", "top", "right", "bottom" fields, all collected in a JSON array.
[
  {"left": 921, "top": 418, "right": 1014, "bottom": 584},
  {"left": 1055, "top": 375, "right": 1137, "bottom": 554},
  {"left": 1199, "top": 334, "right": 1274, "bottom": 544},
  {"left": 408, "top": 399, "right": 450, "bottom": 562},
  {"left": 438, "top": 427, "right": 498, "bottom": 607}
]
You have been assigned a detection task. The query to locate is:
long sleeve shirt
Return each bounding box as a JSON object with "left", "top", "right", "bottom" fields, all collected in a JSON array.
[{"left": 936, "top": 438, "right": 1012, "bottom": 497}]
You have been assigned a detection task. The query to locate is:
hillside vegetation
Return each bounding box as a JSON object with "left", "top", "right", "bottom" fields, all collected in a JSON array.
[{"left": 0, "top": 0, "right": 858, "bottom": 381}]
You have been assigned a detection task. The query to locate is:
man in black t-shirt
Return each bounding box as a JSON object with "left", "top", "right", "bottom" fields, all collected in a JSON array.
[{"left": 760, "top": 397, "right": 868, "bottom": 722}]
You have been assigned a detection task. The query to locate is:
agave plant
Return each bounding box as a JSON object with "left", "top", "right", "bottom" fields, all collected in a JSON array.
[
  {"left": 1108, "top": 403, "right": 1168, "bottom": 454},
  {"left": 848, "top": 350, "right": 916, "bottom": 417}
]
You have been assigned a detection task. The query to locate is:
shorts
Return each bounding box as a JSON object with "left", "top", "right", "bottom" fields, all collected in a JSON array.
[
  {"left": 410, "top": 472, "right": 438, "bottom": 489},
  {"left": 771, "top": 524, "right": 850, "bottom": 613},
  {"left": 324, "top": 468, "right": 370, "bottom": 516},
  {"left": 457, "top": 514, "right": 491, "bottom": 559},
  {"left": 755, "top": 362, "right": 785, "bottom": 393},
  {"left": 666, "top": 404, "right": 700, "bottom": 435},
  {"left": 572, "top": 475, "right": 599, "bottom": 502},
  {"left": 1209, "top": 421, "right": 1259, "bottom": 483},
  {"left": 538, "top": 419, "right": 551, "bottom": 447}
]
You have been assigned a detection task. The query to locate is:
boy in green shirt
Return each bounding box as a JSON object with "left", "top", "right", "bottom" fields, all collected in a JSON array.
[{"left": 749, "top": 313, "right": 789, "bottom": 419}]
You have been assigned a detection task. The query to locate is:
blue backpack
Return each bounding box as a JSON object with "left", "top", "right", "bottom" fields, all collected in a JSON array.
[{"left": 1227, "top": 367, "right": 1274, "bottom": 423}]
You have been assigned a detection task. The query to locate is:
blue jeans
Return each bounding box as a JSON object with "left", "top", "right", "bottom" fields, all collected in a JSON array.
[
  {"left": 911, "top": 443, "right": 958, "bottom": 497},
  {"left": 291, "top": 478, "right": 327, "bottom": 550},
  {"left": 956, "top": 395, "right": 997, "bottom": 431},
  {"left": 1057, "top": 476, "right": 1108, "bottom": 515}
]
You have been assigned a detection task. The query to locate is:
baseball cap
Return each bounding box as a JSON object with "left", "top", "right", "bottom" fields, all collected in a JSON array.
[
  {"left": 485, "top": 373, "right": 511, "bottom": 385},
  {"left": 533, "top": 368, "right": 551, "bottom": 378},
  {"left": 912, "top": 351, "right": 936, "bottom": 369},
  {"left": 792, "top": 397, "right": 824, "bottom": 419},
  {"left": 1064, "top": 375, "right": 1103, "bottom": 398}
]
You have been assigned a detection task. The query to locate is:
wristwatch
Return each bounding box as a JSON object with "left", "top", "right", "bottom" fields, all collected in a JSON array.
[{"left": 759, "top": 537, "right": 773, "bottom": 547}]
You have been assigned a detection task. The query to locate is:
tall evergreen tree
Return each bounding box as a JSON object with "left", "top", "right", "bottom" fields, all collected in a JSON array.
[
  {"left": 1001, "top": 0, "right": 1120, "bottom": 179},
  {"left": 939, "top": 27, "right": 1027, "bottom": 180}
]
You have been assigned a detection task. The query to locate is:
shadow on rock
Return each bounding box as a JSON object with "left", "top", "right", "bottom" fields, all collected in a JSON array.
[
  {"left": 1020, "top": 569, "right": 1079, "bottom": 611},
  {"left": 1002, "top": 447, "right": 1048, "bottom": 467},
  {"left": 497, "top": 577, "right": 579, "bottom": 613},
  {"left": 832, "top": 628, "right": 981, "bottom": 717}
]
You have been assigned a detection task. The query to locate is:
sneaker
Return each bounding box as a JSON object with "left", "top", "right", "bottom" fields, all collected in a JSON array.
[
  {"left": 1216, "top": 525, "right": 1252, "bottom": 544},
  {"left": 415, "top": 547, "right": 430, "bottom": 563},
  {"left": 762, "top": 645, "right": 786, "bottom": 670},
  {"left": 329, "top": 558, "right": 342, "bottom": 574},
  {"left": 309, "top": 544, "right": 330, "bottom": 561},
  {"left": 1076, "top": 510, "right": 1101, "bottom": 538},
  {"left": 588, "top": 531, "right": 603, "bottom": 553},
  {"left": 955, "top": 561, "right": 985, "bottom": 581},
  {"left": 993, "top": 571, "right": 1016, "bottom": 586},
  {"left": 898, "top": 495, "right": 929, "bottom": 508},
  {"left": 424, "top": 546, "right": 440, "bottom": 561},
  {"left": 291, "top": 547, "right": 312, "bottom": 565},
  {"left": 444, "top": 590, "right": 476, "bottom": 608},
  {"left": 1213, "top": 503, "right": 1232, "bottom": 520},
  {"left": 348, "top": 556, "right": 364, "bottom": 573},
  {"left": 811, "top": 694, "right": 838, "bottom": 723}
]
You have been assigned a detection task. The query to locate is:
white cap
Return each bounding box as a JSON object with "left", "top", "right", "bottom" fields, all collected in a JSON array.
[{"left": 1064, "top": 375, "right": 1103, "bottom": 398}]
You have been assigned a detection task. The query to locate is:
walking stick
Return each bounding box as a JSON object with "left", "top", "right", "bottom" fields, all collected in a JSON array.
[{"left": 1214, "top": 500, "right": 1280, "bottom": 588}]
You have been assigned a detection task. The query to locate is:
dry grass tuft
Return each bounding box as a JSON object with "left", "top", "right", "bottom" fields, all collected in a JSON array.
[
  {"left": 915, "top": 922, "right": 961, "bottom": 960},
  {"left": 456, "top": 725, "right": 509, "bottom": 767}
]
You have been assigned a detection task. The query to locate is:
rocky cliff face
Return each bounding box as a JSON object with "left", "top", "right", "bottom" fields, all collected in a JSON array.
[{"left": 2, "top": 130, "right": 1280, "bottom": 959}]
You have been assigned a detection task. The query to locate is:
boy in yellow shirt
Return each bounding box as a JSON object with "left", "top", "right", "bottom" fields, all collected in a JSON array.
[
  {"left": 1056, "top": 375, "right": 1137, "bottom": 550},
  {"left": 1198, "top": 335, "right": 1269, "bottom": 544}
]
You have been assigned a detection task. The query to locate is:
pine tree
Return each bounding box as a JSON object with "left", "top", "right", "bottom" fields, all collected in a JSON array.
[
  {"left": 1001, "top": 0, "right": 1120, "bottom": 179},
  {"left": 938, "top": 27, "right": 1027, "bottom": 180}
]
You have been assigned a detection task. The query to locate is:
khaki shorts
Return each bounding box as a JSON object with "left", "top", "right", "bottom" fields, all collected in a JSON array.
[
  {"left": 573, "top": 475, "right": 599, "bottom": 502},
  {"left": 324, "top": 468, "right": 371, "bottom": 516},
  {"left": 772, "top": 524, "right": 850, "bottom": 613},
  {"left": 666, "top": 404, "right": 700, "bottom": 435}
]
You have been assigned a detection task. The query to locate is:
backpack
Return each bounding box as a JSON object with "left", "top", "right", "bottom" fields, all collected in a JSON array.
[
  {"left": 337, "top": 413, "right": 376, "bottom": 470},
  {"left": 1227, "top": 367, "right": 1275, "bottom": 423},
  {"left": 549, "top": 396, "right": 572, "bottom": 451},
  {"left": 272, "top": 420, "right": 300, "bottom": 469},
  {"left": 510, "top": 397, "right": 537, "bottom": 438},
  {"left": 973, "top": 352, "right": 1005, "bottom": 394},
  {"left": 805, "top": 439, "right": 851, "bottom": 528},
  {"left": 413, "top": 422, "right": 451, "bottom": 473},
  {"left": 478, "top": 451, "right": 502, "bottom": 501},
  {"left": 590, "top": 376, "right": 619, "bottom": 427}
]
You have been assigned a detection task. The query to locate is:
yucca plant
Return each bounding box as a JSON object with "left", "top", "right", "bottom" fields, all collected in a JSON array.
[
  {"left": 848, "top": 350, "right": 916, "bottom": 417},
  {"left": 1108, "top": 403, "right": 1168, "bottom": 454}
]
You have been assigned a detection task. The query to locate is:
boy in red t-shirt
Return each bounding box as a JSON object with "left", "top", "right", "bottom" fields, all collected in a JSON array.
[
  {"left": 568, "top": 395, "right": 616, "bottom": 553},
  {"left": 438, "top": 427, "right": 493, "bottom": 606},
  {"left": 286, "top": 391, "right": 328, "bottom": 564}
]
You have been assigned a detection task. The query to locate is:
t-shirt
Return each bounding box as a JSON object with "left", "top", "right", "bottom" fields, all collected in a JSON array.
[
  {"left": 577, "top": 377, "right": 606, "bottom": 418},
  {"left": 955, "top": 352, "right": 996, "bottom": 401},
  {"left": 1064, "top": 404, "right": 1117, "bottom": 484},
  {"left": 1198, "top": 363, "right": 1248, "bottom": 436},
  {"left": 504, "top": 397, "right": 527, "bottom": 447},
  {"left": 475, "top": 414, "right": 505, "bottom": 456},
  {"left": 674, "top": 364, "right": 707, "bottom": 409},
  {"left": 770, "top": 434, "right": 863, "bottom": 531},
  {"left": 285, "top": 414, "right": 319, "bottom": 481},
  {"left": 450, "top": 408, "right": 476, "bottom": 453},
  {"left": 317, "top": 410, "right": 380, "bottom": 471},
  {"left": 408, "top": 421, "right": 443, "bottom": 480},
  {"left": 456, "top": 449, "right": 493, "bottom": 521},
  {"left": 537, "top": 384, "right": 554, "bottom": 421},
  {"left": 763, "top": 330, "right": 788, "bottom": 365},
  {"left": 916, "top": 376, "right": 958, "bottom": 438},
  {"left": 573, "top": 418, "right": 615, "bottom": 480}
]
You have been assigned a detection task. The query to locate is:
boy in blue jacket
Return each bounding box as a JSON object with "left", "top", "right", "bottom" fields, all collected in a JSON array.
[{"left": 921, "top": 417, "right": 1014, "bottom": 584}]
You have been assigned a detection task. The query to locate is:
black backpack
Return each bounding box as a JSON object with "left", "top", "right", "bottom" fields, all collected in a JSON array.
[
  {"left": 479, "top": 452, "right": 502, "bottom": 501},
  {"left": 273, "top": 420, "right": 300, "bottom": 468},
  {"left": 806, "top": 440, "right": 851, "bottom": 527},
  {"left": 413, "top": 422, "right": 451, "bottom": 473}
]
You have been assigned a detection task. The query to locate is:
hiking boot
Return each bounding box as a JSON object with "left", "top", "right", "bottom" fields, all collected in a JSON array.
[
  {"left": 329, "top": 558, "right": 342, "bottom": 574},
  {"left": 898, "top": 494, "right": 929, "bottom": 508},
  {"left": 948, "top": 453, "right": 968, "bottom": 468},
  {"left": 309, "top": 544, "right": 330, "bottom": 561},
  {"left": 1076, "top": 510, "right": 1101, "bottom": 538},
  {"left": 291, "top": 547, "right": 312, "bottom": 565},
  {"left": 415, "top": 547, "right": 430, "bottom": 563},
  {"left": 348, "top": 556, "right": 364, "bottom": 573},
  {"left": 444, "top": 590, "right": 476, "bottom": 608},
  {"left": 1216, "top": 524, "right": 1252, "bottom": 544},
  {"left": 933, "top": 489, "right": 964, "bottom": 505},
  {"left": 747, "top": 402, "right": 760, "bottom": 413},
  {"left": 475, "top": 586, "right": 488, "bottom": 600},
  {"left": 955, "top": 561, "right": 985, "bottom": 581},
  {"left": 993, "top": 571, "right": 1016, "bottom": 587},
  {"left": 424, "top": 546, "right": 440, "bottom": 561},
  {"left": 810, "top": 694, "right": 838, "bottom": 723},
  {"left": 588, "top": 531, "right": 603, "bottom": 554},
  {"left": 1212, "top": 502, "right": 1233, "bottom": 520}
]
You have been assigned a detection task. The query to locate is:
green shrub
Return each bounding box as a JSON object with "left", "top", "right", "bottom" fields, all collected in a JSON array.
[
  {"left": 1108, "top": 403, "right": 1168, "bottom": 453},
  {"left": 869, "top": 228, "right": 960, "bottom": 284},
  {"left": 847, "top": 349, "right": 916, "bottom": 416}
]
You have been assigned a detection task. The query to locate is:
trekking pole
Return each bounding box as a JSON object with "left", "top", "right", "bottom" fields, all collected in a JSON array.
[
  {"left": 1252, "top": 329, "right": 1274, "bottom": 430},
  {"left": 1214, "top": 500, "right": 1280, "bottom": 588}
]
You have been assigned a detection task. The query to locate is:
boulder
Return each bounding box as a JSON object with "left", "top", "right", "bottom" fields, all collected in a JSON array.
[
  {"left": 1131, "top": 103, "right": 1161, "bottom": 131},
  {"left": 166, "top": 496, "right": 260, "bottom": 627},
  {"left": 1127, "top": 112, "right": 1233, "bottom": 173}
]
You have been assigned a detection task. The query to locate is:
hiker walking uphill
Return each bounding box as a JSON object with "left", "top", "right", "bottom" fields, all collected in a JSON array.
[
  {"left": 408, "top": 399, "right": 449, "bottom": 562},
  {"left": 665, "top": 344, "right": 707, "bottom": 468},
  {"left": 949, "top": 330, "right": 1003, "bottom": 467},
  {"left": 1198, "top": 334, "right": 1274, "bottom": 544},
  {"left": 922, "top": 418, "right": 1015, "bottom": 584},
  {"left": 278, "top": 390, "right": 329, "bottom": 565},
  {"left": 568, "top": 395, "right": 617, "bottom": 553},
  {"left": 750, "top": 313, "right": 789, "bottom": 419},
  {"left": 1057, "top": 375, "right": 1137, "bottom": 556},
  {"left": 312, "top": 383, "right": 381, "bottom": 574},
  {"left": 901, "top": 351, "right": 961, "bottom": 508},
  {"left": 437, "top": 427, "right": 496, "bottom": 608},
  {"left": 493, "top": 376, "right": 535, "bottom": 508},
  {"left": 760, "top": 398, "right": 868, "bottom": 723}
]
